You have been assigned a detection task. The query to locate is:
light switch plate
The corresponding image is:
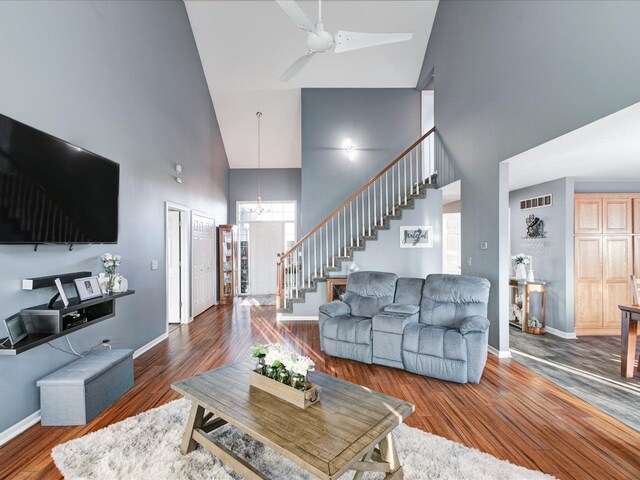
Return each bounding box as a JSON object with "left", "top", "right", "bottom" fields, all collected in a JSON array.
[
  {"left": 480, "top": 242, "right": 488, "bottom": 250},
  {"left": 467, "top": 256, "right": 472, "bottom": 267},
  {"left": 151, "top": 260, "right": 159, "bottom": 270}
]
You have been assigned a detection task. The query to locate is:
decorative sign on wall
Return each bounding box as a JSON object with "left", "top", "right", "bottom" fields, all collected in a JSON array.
[{"left": 400, "top": 226, "right": 433, "bottom": 248}]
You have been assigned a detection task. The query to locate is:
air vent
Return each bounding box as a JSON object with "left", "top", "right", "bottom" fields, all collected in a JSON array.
[{"left": 519, "top": 194, "right": 552, "bottom": 210}]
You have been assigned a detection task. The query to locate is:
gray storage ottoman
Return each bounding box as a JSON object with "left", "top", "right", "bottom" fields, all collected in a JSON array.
[{"left": 37, "top": 348, "right": 134, "bottom": 426}]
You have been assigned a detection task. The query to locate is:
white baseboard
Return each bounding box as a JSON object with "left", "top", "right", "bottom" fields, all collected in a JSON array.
[
  {"left": 134, "top": 332, "right": 169, "bottom": 359},
  {"left": 276, "top": 313, "right": 318, "bottom": 322},
  {"left": 544, "top": 327, "right": 577, "bottom": 339},
  {"left": 0, "top": 409, "right": 41, "bottom": 447},
  {"left": 488, "top": 345, "right": 512, "bottom": 359},
  {"left": 0, "top": 331, "right": 169, "bottom": 448}
]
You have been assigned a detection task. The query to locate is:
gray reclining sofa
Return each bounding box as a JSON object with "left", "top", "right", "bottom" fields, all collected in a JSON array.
[{"left": 318, "top": 271, "right": 491, "bottom": 383}]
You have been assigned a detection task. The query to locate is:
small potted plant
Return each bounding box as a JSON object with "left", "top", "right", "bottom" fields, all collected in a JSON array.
[
  {"left": 250, "top": 343, "right": 268, "bottom": 375},
  {"left": 101, "top": 253, "right": 122, "bottom": 293},
  {"left": 290, "top": 355, "right": 315, "bottom": 391},
  {"left": 512, "top": 253, "right": 530, "bottom": 279}
]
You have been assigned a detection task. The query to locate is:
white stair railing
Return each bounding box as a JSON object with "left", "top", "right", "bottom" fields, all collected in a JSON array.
[{"left": 276, "top": 128, "right": 436, "bottom": 310}]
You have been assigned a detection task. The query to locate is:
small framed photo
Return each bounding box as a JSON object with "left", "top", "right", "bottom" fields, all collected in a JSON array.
[
  {"left": 74, "top": 276, "right": 103, "bottom": 301},
  {"left": 400, "top": 226, "right": 433, "bottom": 248}
]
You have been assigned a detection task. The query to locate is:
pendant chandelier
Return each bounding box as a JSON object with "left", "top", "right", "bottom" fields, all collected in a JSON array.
[{"left": 249, "top": 111, "right": 270, "bottom": 216}]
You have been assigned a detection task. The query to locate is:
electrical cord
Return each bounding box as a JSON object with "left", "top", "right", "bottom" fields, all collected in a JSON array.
[{"left": 47, "top": 336, "right": 111, "bottom": 357}]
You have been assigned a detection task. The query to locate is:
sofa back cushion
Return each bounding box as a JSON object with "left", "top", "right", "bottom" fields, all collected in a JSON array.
[
  {"left": 420, "top": 274, "right": 490, "bottom": 328},
  {"left": 343, "top": 272, "right": 398, "bottom": 318},
  {"left": 394, "top": 278, "right": 425, "bottom": 305}
]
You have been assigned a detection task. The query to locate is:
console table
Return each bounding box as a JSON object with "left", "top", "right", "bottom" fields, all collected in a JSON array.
[
  {"left": 509, "top": 278, "right": 549, "bottom": 335},
  {"left": 326, "top": 277, "right": 347, "bottom": 302},
  {"left": 619, "top": 304, "right": 640, "bottom": 378}
]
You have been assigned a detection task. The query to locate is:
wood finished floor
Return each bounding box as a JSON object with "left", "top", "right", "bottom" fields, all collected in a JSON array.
[{"left": 1, "top": 301, "right": 639, "bottom": 480}]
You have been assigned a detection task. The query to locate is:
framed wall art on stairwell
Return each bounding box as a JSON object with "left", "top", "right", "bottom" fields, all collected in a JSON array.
[{"left": 400, "top": 226, "right": 433, "bottom": 248}]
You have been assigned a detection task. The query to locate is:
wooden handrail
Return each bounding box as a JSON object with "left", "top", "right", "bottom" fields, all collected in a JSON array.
[{"left": 279, "top": 127, "right": 436, "bottom": 260}]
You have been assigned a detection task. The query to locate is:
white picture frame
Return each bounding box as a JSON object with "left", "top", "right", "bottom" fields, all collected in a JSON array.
[
  {"left": 400, "top": 226, "right": 433, "bottom": 248},
  {"left": 74, "top": 276, "right": 103, "bottom": 301},
  {"left": 54, "top": 277, "right": 70, "bottom": 307}
]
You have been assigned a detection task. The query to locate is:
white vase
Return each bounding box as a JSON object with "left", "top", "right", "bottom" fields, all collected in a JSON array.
[
  {"left": 527, "top": 268, "right": 535, "bottom": 282},
  {"left": 515, "top": 264, "right": 527, "bottom": 279}
]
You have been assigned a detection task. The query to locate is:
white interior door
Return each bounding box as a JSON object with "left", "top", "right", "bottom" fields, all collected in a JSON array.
[
  {"left": 167, "top": 210, "right": 181, "bottom": 323},
  {"left": 443, "top": 213, "right": 461, "bottom": 275},
  {"left": 249, "top": 222, "right": 284, "bottom": 295},
  {"left": 192, "top": 214, "right": 216, "bottom": 317}
]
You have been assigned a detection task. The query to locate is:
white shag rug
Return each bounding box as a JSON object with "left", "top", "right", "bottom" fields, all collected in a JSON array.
[{"left": 52, "top": 399, "right": 556, "bottom": 480}]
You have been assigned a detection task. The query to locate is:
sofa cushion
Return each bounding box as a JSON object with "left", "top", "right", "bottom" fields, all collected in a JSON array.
[
  {"left": 319, "top": 300, "right": 351, "bottom": 318},
  {"left": 343, "top": 271, "right": 398, "bottom": 318},
  {"left": 372, "top": 311, "right": 419, "bottom": 335},
  {"left": 402, "top": 324, "right": 467, "bottom": 362},
  {"left": 322, "top": 315, "right": 372, "bottom": 345},
  {"left": 384, "top": 303, "right": 420, "bottom": 315},
  {"left": 420, "top": 274, "right": 490, "bottom": 329},
  {"left": 393, "top": 278, "right": 424, "bottom": 305}
]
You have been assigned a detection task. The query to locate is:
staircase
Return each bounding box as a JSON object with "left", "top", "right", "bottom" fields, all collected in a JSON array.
[{"left": 276, "top": 128, "right": 437, "bottom": 313}]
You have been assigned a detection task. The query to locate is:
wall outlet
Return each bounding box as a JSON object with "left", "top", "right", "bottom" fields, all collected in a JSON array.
[
  {"left": 467, "top": 256, "right": 472, "bottom": 267},
  {"left": 480, "top": 242, "right": 488, "bottom": 250},
  {"left": 151, "top": 259, "right": 159, "bottom": 270}
]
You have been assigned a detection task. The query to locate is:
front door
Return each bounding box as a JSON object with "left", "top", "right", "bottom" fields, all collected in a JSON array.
[{"left": 249, "top": 222, "right": 284, "bottom": 294}]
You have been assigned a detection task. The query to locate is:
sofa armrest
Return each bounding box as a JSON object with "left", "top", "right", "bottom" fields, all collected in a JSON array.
[
  {"left": 459, "top": 315, "right": 490, "bottom": 335},
  {"left": 383, "top": 303, "right": 420, "bottom": 315},
  {"left": 319, "top": 301, "right": 351, "bottom": 318}
]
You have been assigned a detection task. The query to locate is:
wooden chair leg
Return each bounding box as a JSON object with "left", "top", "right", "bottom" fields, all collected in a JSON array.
[{"left": 181, "top": 402, "right": 205, "bottom": 454}]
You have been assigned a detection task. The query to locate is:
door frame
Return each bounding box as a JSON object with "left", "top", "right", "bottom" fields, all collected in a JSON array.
[
  {"left": 191, "top": 210, "right": 217, "bottom": 314},
  {"left": 165, "top": 202, "right": 192, "bottom": 329}
]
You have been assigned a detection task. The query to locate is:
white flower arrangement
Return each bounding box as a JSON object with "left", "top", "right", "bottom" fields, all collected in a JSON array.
[
  {"left": 101, "top": 253, "right": 122, "bottom": 274},
  {"left": 252, "top": 343, "right": 315, "bottom": 377},
  {"left": 512, "top": 253, "right": 530, "bottom": 265}
]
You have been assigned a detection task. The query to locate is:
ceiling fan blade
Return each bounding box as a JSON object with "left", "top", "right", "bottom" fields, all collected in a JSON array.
[
  {"left": 280, "top": 52, "right": 316, "bottom": 82},
  {"left": 334, "top": 31, "right": 413, "bottom": 53},
  {"left": 275, "top": 0, "right": 315, "bottom": 33}
]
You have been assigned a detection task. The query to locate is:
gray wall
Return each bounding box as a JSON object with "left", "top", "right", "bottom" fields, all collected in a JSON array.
[
  {"left": 418, "top": 0, "right": 640, "bottom": 351},
  {"left": 301, "top": 88, "right": 421, "bottom": 232},
  {"left": 0, "top": 1, "right": 229, "bottom": 433},
  {"left": 510, "top": 178, "right": 574, "bottom": 333},
  {"left": 229, "top": 168, "right": 301, "bottom": 226}
]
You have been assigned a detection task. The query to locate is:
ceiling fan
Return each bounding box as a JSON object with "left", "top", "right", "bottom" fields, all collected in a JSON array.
[{"left": 275, "top": 0, "right": 414, "bottom": 81}]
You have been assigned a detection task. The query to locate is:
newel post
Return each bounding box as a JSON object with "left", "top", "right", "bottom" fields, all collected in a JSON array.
[{"left": 276, "top": 253, "right": 283, "bottom": 310}]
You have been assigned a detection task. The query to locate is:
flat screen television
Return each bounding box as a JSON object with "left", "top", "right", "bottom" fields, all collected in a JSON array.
[{"left": 0, "top": 114, "right": 119, "bottom": 244}]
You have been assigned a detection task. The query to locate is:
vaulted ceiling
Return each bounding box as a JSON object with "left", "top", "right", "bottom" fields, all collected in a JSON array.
[{"left": 185, "top": 1, "right": 438, "bottom": 169}]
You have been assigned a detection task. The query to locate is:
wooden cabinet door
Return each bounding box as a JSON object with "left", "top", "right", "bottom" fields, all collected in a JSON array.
[
  {"left": 575, "top": 197, "right": 602, "bottom": 234},
  {"left": 574, "top": 236, "right": 603, "bottom": 328},
  {"left": 633, "top": 198, "right": 640, "bottom": 234},
  {"left": 602, "top": 236, "right": 632, "bottom": 327},
  {"left": 603, "top": 198, "right": 632, "bottom": 234}
]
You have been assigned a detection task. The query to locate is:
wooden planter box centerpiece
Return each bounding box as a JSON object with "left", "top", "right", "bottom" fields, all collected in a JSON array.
[{"left": 249, "top": 370, "right": 320, "bottom": 409}]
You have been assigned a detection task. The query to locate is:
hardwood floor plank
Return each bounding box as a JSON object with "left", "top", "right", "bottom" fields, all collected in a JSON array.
[{"left": 1, "top": 301, "right": 639, "bottom": 479}]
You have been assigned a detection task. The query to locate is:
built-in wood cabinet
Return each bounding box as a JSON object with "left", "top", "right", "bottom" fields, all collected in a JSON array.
[
  {"left": 602, "top": 198, "right": 632, "bottom": 234},
  {"left": 574, "top": 197, "right": 602, "bottom": 234},
  {"left": 574, "top": 194, "right": 638, "bottom": 335}
]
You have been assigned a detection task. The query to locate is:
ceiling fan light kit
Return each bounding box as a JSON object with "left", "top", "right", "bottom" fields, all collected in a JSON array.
[{"left": 276, "top": 0, "right": 414, "bottom": 81}]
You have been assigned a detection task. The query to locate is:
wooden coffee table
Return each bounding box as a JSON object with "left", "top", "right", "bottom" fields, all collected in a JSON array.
[{"left": 172, "top": 361, "right": 414, "bottom": 479}]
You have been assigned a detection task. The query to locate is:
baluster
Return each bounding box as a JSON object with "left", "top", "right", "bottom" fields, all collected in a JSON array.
[
  {"left": 337, "top": 210, "right": 341, "bottom": 259},
  {"left": 332, "top": 217, "right": 335, "bottom": 267},
  {"left": 313, "top": 231, "right": 317, "bottom": 279},
  {"left": 350, "top": 202, "right": 353, "bottom": 247},
  {"left": 325, "top": 222, "right": 329, "bottom": 271},
  {"left": 355, "top": 196, "right": 360, "bottom": 247},
  {"left": 368, "top": 186, "right": 372, "bottom": 235},
  {"left": 306, "top": 241, "right": 310, "bottom": 288},
  {"left": 392, "top": 166, "right": 396, "bottom": 215},
  {"left": 379, "top": 177, "right": 383, "bottom": 224},
  {"left": 415, "top": 148, "right": 420, "bottom": 194},
  {"left": 319, "top": 226, "right": 324, "bottom": 277},
  {"left": 343, "top": 206, "right": 347, "bottom": 256},
  {"left": 404, "top": 155, "right": 408, "bottom": 205},
  {"left": 373, "top": 182, "right": 377, "bottom": 226},
  {"left": 361, "top": 191, "right": 365, "bottom": 239},
  {"left": 398, "top": 160, "right": 402, "bottom": 205},
  {"left": 385, "top": 171, "right": 389, "bottom": 216},
  {"left": 410, "top": 150, "right": 414, "bottom": 197}
]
